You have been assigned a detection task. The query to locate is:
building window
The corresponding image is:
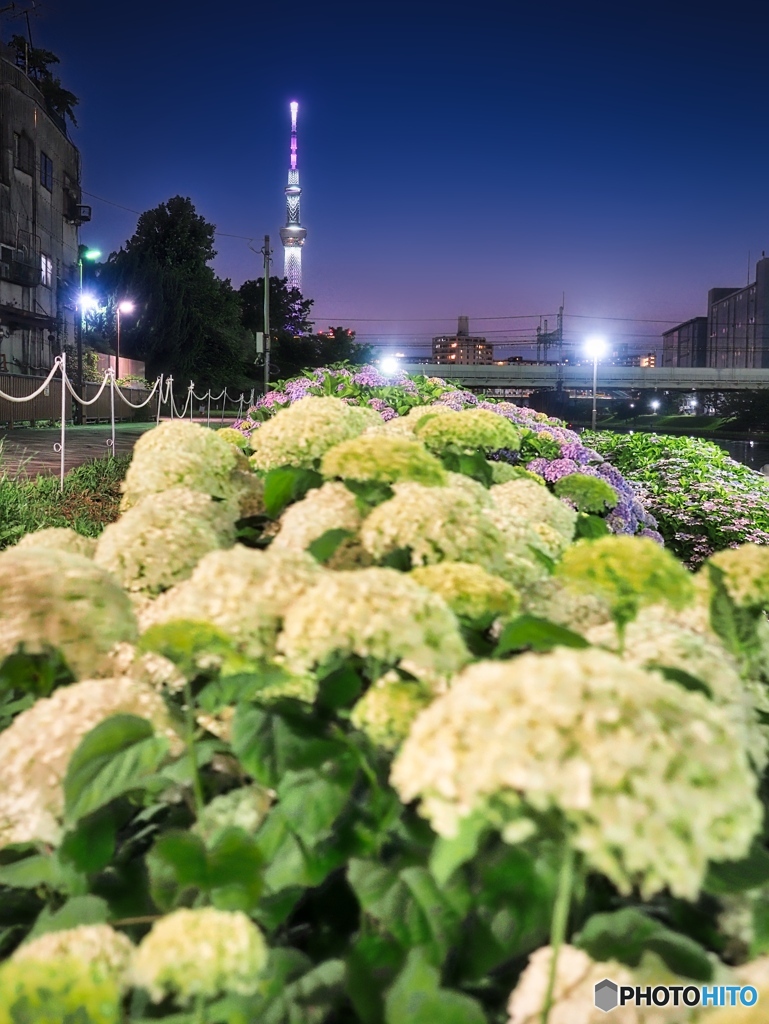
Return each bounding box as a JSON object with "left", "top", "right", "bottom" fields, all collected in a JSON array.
[
  {"left": 40, "top": 152, "right": 53, "bottom": 191},
  {"left": 40, "top": 253, "right": 53, "bottom": 288},
  {"left": 13, "top": 132, "right": 33, "bottom": 174}
]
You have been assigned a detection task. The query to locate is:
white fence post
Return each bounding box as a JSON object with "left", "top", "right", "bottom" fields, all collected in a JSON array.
[
  {"left": 57, "top": 354, "right": 67, "bottom": 490},
  {"left": 108, "top": 370, "right": 116, "bottom": 458}
]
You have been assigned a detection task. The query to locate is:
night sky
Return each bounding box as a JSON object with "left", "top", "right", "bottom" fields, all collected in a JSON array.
[{"left": 17, "top": 0, "right": 769, "bottom": 358}]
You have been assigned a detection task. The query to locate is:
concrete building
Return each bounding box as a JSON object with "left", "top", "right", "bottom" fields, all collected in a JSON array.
[
  {"left": 0, "top": 44, "right": 86, "bottom": 375},
  {"left": 661, "top": 317, "right": 707, "bottom": 368},
  {"left": 432, "top": 316, "right": 493, "bottom": 365},
  {"left": 706, "top": 258, "right": 769, "bottom": 369}
]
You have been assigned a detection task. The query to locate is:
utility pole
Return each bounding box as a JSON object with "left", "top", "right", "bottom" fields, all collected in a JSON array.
[{"left": 262, "top": 235, "right": 271, "bottom": 394}]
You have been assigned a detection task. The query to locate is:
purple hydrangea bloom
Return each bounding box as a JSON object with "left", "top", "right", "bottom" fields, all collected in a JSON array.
[
  {"left": 639, "top": 528, "right": 664, "bottom": 544},
  {"left": 284, "top": 379, "right": 313, "bottom": 400},
  {"left": 535, "top": 458, "right": 582, "bottom": 483},
  {"left": 257, "top": 391, "right": 289, "bottom": 409},
  {"left": 560, "top": 441, "right": 602, "bottom": 465}
]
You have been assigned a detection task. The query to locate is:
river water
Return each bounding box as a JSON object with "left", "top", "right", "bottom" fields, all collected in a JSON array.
[{"left": 708, "top": 439, "right": 769, "bottom": 472}]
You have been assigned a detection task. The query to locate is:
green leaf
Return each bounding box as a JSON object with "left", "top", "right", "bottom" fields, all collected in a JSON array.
[
  {"left": 575, "top": 908, "right": 713, "bottom": 981},
  {"left": 495, "top": 614, "right": 589, "bottom": 656},
  {"left": 231, "top": 704, "right": 342, "bottom": 788},
  {"left": 344, "top": 478, "right": 395, "bottom": 510},
  {"left": 429, "top": 813, "right": 488, "bottom": 886},
  {"left": 316, "top": 664, "right": 364, "bottom": 711},
  {"left": 0, "top": 854, "right": 58, "bottom": 890},
  {"left": 151, "top": 830, "right": 208, "bottom": 888},
  {"left": 706, "top": 845, "right": 769, "bottom": 894},
  {"left": 347, "top": 934, "right": 405, "bottom": 1024},
  {"left": 139, "top": 619, "right": 252, "bottom": 678},
  {"left": 263, "top": 466, "right": 323, "bottom": 518},
  {"left": 384, "top": 949, "right": 487, "bottom": 1024},
  {"left": 63, "top": 714, "right": 170, "bottom": 825},
  {"left": 379, "top": 547, "right": 412, "bottom": 571},
  {"left": 652, "top": 665, "right": 712, "bottom": 698},
  {"left": 575, "top": 513, "right": 611, "bottom": 539},
  {"left": 59, "top": 806, "right": 117, "bottom": 874},
  {"left": 278, "top": 763, "right": 357, "bottom": 846},
  {"left": 308, "top": 528, "right": 354, "bottom": 563},
  {"left": 206, "top": 827, "right": 264, "bottom": 912},
  {"left": 0, "top": 647, "right": 74, "bottom": 698},
  {"left": 27, "top": 895, "right": 109, "bottom": 940}
]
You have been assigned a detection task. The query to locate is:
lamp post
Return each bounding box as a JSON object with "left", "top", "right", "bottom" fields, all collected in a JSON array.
[
  {"left": 585, "top": 336, "right": 606, "bottom": 430},
  {"left": 115, "top": 301, "right": 134, "bottom": 381},
  {"left": 75, "top": 246, "right": 101, "bottom": 423},
  {"left": 651, "top": 399, "right": 660, "bottom": 415}
]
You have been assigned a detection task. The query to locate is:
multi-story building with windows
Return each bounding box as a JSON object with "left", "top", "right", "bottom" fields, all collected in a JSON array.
[
  {"left": 0, "top": 43, "right": 87, "bottom": 375},
  {"left": 432, "top": 316, "right": 493, "bottom": 365},
  {"left": 661, "top": 316, "right": 707, "bottom": 367}
]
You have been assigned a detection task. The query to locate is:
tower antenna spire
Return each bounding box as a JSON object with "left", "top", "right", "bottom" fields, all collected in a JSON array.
[{"left": 279, "top": 100, "right": 307, "bottom": 293}]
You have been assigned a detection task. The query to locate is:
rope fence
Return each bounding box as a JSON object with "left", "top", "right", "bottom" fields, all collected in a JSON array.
[{"left": 0, "top": 359, "right": 253, "bottom": 490}]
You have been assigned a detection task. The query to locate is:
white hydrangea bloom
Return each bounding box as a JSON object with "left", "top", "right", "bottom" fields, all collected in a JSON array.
[
  {"left": 707, "top": 545, "right": 769, "bottom": 610},
  {"left": 129, "top": 907, "right": 268, "bottom": 1004},
  {"left": 377, "top": 405, "right": 457, "bottom": 435},
  {"left": 12, "top": 925, "right": 134, "bottom": 987},
  {"left": 445, "top": 471, "right": 493, "bottom": 505},
  {"left": 272, "top": 482, "right": 363, "bottom": 552},
  {"left": 360, "top": 482, "right": 509, "bottom": 575},
  {"left": 193, "top": 786, "right": 273, "bottom": 844},
  {"left": 0, "top": 677, "right": 181, "bottom": 847},
  {"left": 250, "top": 396, "right": 380, "bottom": 470},
  {"left": 521, "top": 577, "right": 612, "bottom": 634},
  {"left": 141, "top": 546, "right": 323, "bottom": 661},
  {"left": 0, "top": 547, "right": 137, "bottom": 679},
  {"left": 277, "top": 567, "right": 469, "bottom": 685},
  {"left": 15, "top": 527, "right": 97, "bottom": 558},
  {"left": 95, "top": 488, "right": 236, "bottom": 595},
  {"left": 102, "top": 642, "right": 186, "bottom": 693},
  {"left": 507, "top": 945, "right": 684, "bottom": 1024},
  {"left": 587, "top": 611, "right": 768, "bottom": 768},
  {"left": 392, "top": 649, "right": 761, "bottom": 900},
  {"left": 121, "top": 419, "right": 251, "bottom": 514},
  {"left": 488, "top": 479, "right": 577, "bottom": 542}
]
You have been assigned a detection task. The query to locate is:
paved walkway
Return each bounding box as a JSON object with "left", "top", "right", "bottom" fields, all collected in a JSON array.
[{"left": 0, "top": 423, "right": 157, "bottom": 478}]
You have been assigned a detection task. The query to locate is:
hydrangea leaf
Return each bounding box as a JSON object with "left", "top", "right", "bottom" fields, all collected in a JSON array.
[
  {"left": 263, "top": 466, "right": 323, "bottom": 518},
  {"left": 308, "top": 528, "right": 355, "bottom": 564},
  {"left": 26, "top": 895, "right": 110, "bottom": 941},
  {"left": 59, "top": 806, "right": 117, "bottom": 874},
  {"left": 0, "top": 647, "right": 74, "bottom": 699},
  {"left": 495, "top": 614, "right": 590, "bottom": 656},
  {"left": 575, "top": 908, "right": 713, "bottom": 981},
  {"left": 574, "top": 513, "right": 611, "bottom": 539},
  {"left": 63, "top": 714, "right": 170, "bottom": 826},
  {"left": 231, "top": 705, "right": 345, "bottom": 788},
  {"left": 384, "top": 949, "right": 487, "bottom": 1024},
  {"left": 705, "top": 844, "right": 769, "bottom": 894},
  {"left": 429, "top": 813, "right": 488, "bottom": 886}
]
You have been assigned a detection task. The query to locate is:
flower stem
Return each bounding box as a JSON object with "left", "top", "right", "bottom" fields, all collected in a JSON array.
[
  {"left": 194, "top": 994, "right": 206, "bottom": 1024},
  {"left": 540, "top": 842, "right": 575, "bottom": 1024},
  {"left": 183, "top": 680, "right": 205, "bottom": 817}
]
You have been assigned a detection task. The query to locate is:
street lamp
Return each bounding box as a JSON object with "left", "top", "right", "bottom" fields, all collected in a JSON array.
[
  {"left": 380, "top": 355, "right": 399, "bottom": 374},
  {"left": 651, "top": 399, "right": 660, "bottom": 414},
  {"left": 585, "top": 336, "right": 606, "bottom": 430},
  {"left": 115, "top": 301, "right": 134, "bottom": 380},
  {"left": 75, "top": 246, "right": 101, "bottom": 423}
]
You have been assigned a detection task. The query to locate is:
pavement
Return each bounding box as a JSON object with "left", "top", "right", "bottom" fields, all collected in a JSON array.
[{"left": 0, "top": 423, "right": 158, "bottom": 478}]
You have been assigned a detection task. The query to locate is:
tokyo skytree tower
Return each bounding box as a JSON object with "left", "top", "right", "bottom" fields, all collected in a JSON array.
[{"left": 279, "top": 101, "right": 307, "bottom": 293}]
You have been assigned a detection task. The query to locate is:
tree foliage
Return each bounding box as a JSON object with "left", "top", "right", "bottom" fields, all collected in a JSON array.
[
  {"left": 8, "top": 34, "right": 79, "bottom": 126},
  {"left": 96, "top": 197, "right": 248, "bottom": 388}
]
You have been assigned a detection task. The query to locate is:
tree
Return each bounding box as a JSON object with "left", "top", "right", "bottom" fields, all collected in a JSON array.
[
  {"left": 97, "top": 197, "right": 248, "bottom": 387},
  {"left": 8, "top": 35, "right": 79, "bottom": 126},
  {"left": 238, "top": 277, "right": 314, "bottom": 342}
]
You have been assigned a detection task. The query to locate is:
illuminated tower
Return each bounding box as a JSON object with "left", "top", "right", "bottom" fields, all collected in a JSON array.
[{"left": 279, "top": 101, "right": 307, "bottom": 292}]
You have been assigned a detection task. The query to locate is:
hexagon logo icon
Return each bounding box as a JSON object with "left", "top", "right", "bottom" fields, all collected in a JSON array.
[{"left": 594, "top": 978, "right": 619, "bottom": 1012}]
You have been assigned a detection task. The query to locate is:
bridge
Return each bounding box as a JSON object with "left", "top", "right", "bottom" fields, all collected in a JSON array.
[{"left": 400, "top": 363, "right": 769, "bottom": 391}]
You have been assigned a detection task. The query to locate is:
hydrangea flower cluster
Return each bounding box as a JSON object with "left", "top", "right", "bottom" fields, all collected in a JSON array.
[
  {"left": 272, "top": 481, "right": 364, "bottom": 554},
  {"left": 129, "top": 907, "right": 268, "bottom": 1004},
  {"left": 0, "top": 676, "right": 180, "bottom": 846},
  {"left": 321, "top": 434, "right": 448, "bottom": 486},
  {"left": 0, "top": 547, "right": 137, "bottom": 678},
  {"left": 277, "top": 566, "right": 469, "bottom": 684},
  {"left": 410, "top": 561, "right": 519, "bottom": 627},
  {"left": 392, "top": 648, "right": 761, "bottom": 899},
  {"left": 250, "top": 396, "right": 380, "bottom": 470},
  {"left": 11, "top": 924, "right": 134, "bottom": 986},
  {"left": 350, "top": 672, "right": 433, "bottom": 750},
  {"left": 95, "top": 487, "right": 237, "bottom": 594},
  {"left": 0, "top": 956, "right": 122, "bottom": 1024},
  {"left": 15, "top": 526, "right": 97, "bottom": 558},
  {"left": 414, "top": 407, "right": 522, "bottom": 454}
]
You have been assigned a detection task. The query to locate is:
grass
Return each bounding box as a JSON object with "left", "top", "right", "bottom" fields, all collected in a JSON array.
[{"left": 0, "top": 455, "right": 130, "bottom": 550}]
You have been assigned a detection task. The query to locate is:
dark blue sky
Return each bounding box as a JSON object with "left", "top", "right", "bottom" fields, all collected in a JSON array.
[{"left": 18, "top": 0, "right": 769, "bottom": 357}]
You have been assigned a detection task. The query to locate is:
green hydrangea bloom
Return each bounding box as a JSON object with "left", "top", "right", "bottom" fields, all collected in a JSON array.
[
  {"left": 0, "top": 956, "right": 121, "bottom": 1024},
  {"left": 350, "top": 673, "right": 433, "bottom": 750},
  {"left": 379, "top": 405, "right": 456, "bottom": 435},
  {"left": 392, "top": 649, "right": 761, "bottom": 901},
  {"left": 556, "top": 535, "right": 694, "bottom": 635},
  {"left": 706, "top": 545, "right": 769, "bottom": 610},
  {"left": 15, "top": 526, "right": 97, "bottom": 558},
  {"left": 129, "top": 907, "right": 268, "bottom": 1004},
  {"left": 121, "top": 419, "right": 249, "bottom": 513},
  {"left": 250, "top": 396, "right": 380, "bottom": 470},
  {"left": 553, "top": 473, "right": 618, "bottom": 513},
  {"left": 95, "top": 488, "right": 237, "bottom": 595},
  {"left": 489, "top": 479, "right": 577, "bottom": 541},
  {"left": 487, "top": 462, "right": 545, "bottom": 486},
  {"left": 411, "top": 562, "right": 519, "bottom": 628},
  {"left": 0, "top": 547, "right": 137, "bottom": 679},
  {"left": 12, "top": 925, "right": 133, "bottom": 988},
  {"left": 193, "top": 786, "right": 273, "bottom": 844},
  {"left": 216, "top": 426, "right": 250, "bottom": 449},
  {"left": 321, "top": 434, "right": 447, "bottom": 486},
  {"left": 415, "top": 408, "right": 521, "bottom": 454}
]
